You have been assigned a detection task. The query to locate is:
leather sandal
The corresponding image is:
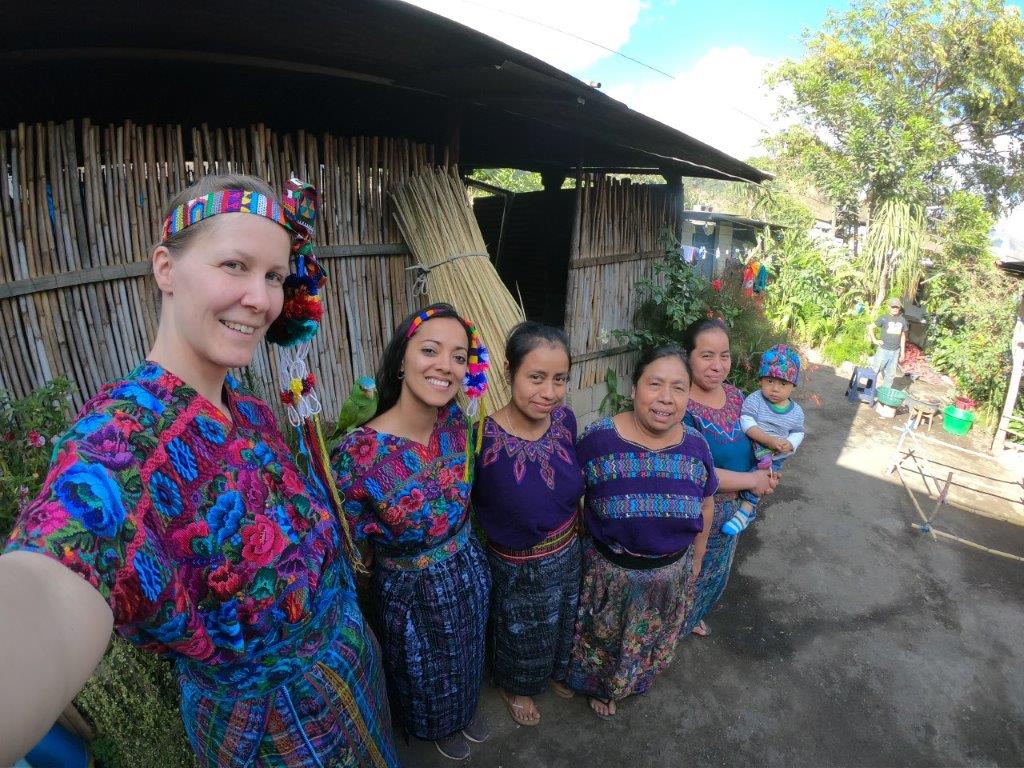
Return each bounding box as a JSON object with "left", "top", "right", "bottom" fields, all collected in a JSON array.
[{"left": 500, "top": 689, "right": 540, "bottom": 727}]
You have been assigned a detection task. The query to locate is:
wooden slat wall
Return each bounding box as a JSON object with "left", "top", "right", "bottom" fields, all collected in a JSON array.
[
  {"left": 0, "top": 120, "right": 436, "bottom": 418},
  {"left": 566, "top": 176, "right": 679, "bottom": 389}
]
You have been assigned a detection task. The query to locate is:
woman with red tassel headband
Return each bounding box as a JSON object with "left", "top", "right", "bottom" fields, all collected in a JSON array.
[
  {"left": 0, "top": 173, "right": 398, "bottom": 768},
  {"left": 331, "top": 302, "right": 492, "bottom": 761}
]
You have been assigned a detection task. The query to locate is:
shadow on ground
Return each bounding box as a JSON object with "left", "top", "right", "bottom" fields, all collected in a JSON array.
[{"left": 397, "top": 362, "right": 1024, "bottom": 768}]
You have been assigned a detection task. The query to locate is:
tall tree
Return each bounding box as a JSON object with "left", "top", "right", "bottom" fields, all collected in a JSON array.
[{"left": 770, "top": 0, "right": 1024, "bottom": 213}]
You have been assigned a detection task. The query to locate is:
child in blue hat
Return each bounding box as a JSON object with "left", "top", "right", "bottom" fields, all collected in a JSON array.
[{"left": 723, "top": 344, "right": 806, "bottom": 536}]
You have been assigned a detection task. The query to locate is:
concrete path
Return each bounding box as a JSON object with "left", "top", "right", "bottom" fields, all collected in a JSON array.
[{"left": 397, "top": 364, "right": 1024, "bottom": 767}]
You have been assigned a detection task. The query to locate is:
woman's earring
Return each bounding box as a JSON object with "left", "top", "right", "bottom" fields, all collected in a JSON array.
[{"left": 398, "top": 370, "right": 405, "bottom": 380}]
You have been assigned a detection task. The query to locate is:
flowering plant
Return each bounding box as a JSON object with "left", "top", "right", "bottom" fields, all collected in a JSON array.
[{"left": 0, "top": 377, "right": 75, "bottom": 539}]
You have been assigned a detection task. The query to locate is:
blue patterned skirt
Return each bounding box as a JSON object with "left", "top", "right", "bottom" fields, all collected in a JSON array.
[
  {"left": 682, "top": 494, "right": 739, "bottom": 635},
  {"left": 371, "top": 535, "right": 491, "bottom": 740},
  {"left": 487, "top": 536, "right": 581, "bottom": 695},
  {"left": 177, "top": 591, "right": 398, "bottom": 768}
]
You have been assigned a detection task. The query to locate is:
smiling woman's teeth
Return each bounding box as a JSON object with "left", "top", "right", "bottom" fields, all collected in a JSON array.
[
  {"left": 427, "top": 377, "right": 450, "bottom": 388},
  {"left": 222, "top": 320, "right": 255, "bottom": 335}
]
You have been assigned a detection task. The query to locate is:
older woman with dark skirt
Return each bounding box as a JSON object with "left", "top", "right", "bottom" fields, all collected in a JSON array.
[
  {"left": 566, "top": 345, "right": 718, "bottom": 718},
  {"left": 681, "top": 319, "right": 779, "bottom": 639}
]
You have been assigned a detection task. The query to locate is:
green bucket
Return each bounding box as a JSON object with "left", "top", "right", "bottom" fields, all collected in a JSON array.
[
  {"left": 942, "top": 405, "right": 975, "bottom": 436},
  {"left": 876, "top": 387, "right": 907, "bottom": 408}
]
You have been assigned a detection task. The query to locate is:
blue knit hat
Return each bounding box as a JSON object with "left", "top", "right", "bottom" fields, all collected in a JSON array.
[{"left": 758, "top": 344, "right": 800, "bottom": 386}]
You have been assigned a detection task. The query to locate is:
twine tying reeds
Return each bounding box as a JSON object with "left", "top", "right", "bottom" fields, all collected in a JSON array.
[{"left": 392, "top": 168, "right": 526, "bottom": 416}]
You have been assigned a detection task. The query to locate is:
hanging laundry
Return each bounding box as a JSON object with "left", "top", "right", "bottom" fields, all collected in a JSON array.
[
  {"left": 742, "top": 259, "right": 758, "bottom": 297},
  {"left": 680, "top": 244, "right": 697, "bottom": 263},
  {"left": 753, "top": 263, "right": 769, "bottom": 293}
]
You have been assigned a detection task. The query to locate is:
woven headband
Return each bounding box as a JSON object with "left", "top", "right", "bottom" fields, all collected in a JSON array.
[{"left": 161, "top": 189, "right": 286, "bottom": 243}]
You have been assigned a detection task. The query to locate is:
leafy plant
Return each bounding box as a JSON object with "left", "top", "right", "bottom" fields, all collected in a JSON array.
[
  {"left": 924, "top": 191, "right": 1017, "bottom": 420},
  {"left": 598, "top": 368, "right": 632, "bottom": 416},
  {"left": 0, "top": 377, "right": 75, "bottom": 540},
  {"left": 609, "top": 232, "right": 787, "bottom": 396},
  {"left": 861, "top": 198, "right": 925, "bottom": 307},
  {"left": 75, "top": 638, "right": 196, "bottom": 768}
]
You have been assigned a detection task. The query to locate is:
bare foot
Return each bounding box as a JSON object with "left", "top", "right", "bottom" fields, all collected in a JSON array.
[
  {"left": 691, "top": 619, "right": 710, "bottom": 637},
  {"left": 589, "top": 697, "right": 617, "bottom": 719},
  {"left": 549, "top": 679, "right": 575, "bottom": 699},
  {"left": 500, "top": 689, "right": 540, "bottom": 726}
]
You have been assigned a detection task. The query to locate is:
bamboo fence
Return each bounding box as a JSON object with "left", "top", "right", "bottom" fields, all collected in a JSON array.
[
  {"left": 566, "top": 175, "right": 680, "bottom": 390},
  {"left": 0, "top": 119, "right": 439, "bottom": 419}
]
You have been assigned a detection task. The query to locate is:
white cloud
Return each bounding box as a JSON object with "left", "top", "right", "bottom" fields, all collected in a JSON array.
[
  {"left": 399, "top": 0, "right": 642, "bottom": 72},
  {"left": 604, "top": 46, "right": 790, "bottom": 161}
]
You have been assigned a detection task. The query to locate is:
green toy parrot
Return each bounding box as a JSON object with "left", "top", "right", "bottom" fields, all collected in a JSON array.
[{"left": 331, "top": 375, "right": 378, "bottom": 441}]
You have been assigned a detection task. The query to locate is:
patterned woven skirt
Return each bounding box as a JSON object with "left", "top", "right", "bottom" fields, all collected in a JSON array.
[
  {"left": 682, "top": 494, "right": 740, "bottom": 635},
  {"left": 372, "top": 535, "right": 491, "bottom": 740},
  {"left": 565, "top": 538, "right": 690, "bottom": 701},
  {"left": 487, "top": 534, "right": 581, "bottom": 696},
  {"left": 177, "top": 596, "right": 398, "bottom": 768}
]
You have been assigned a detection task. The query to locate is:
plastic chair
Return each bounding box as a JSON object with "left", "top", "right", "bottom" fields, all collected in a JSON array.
[{"left": 846, "top": 366, "right": 877, "bottom": 404}]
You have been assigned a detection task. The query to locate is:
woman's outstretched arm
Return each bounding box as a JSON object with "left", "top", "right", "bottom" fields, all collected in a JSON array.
[{"left": 0, "top": 550, "right": 112, "bottom": 764}]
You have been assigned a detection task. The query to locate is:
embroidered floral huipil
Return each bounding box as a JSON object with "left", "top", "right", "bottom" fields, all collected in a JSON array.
[{"left": 5, "top": 361, "right": 351, "bottom": 679}]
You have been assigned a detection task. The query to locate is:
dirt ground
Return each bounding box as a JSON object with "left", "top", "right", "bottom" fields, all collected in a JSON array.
[{"left": 397, "top": 361, "right": 1024, "bottom": 768}]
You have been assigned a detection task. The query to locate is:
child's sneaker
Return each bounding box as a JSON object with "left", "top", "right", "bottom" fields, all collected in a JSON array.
[{"left": 722, "top": 507, "right": 756, "bottom": 536}]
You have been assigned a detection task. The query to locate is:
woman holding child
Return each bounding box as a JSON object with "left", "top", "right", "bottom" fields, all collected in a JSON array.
[{"left": 681, "top": 319, "right": 781, "bottom": 639}]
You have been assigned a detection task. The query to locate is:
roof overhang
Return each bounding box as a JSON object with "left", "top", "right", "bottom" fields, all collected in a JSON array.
[{"left": 0, "top": 0, "right": 771, "bottom": 184}]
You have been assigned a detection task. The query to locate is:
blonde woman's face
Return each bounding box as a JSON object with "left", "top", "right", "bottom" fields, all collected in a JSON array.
[{"left": 155, "top": 213, "right": 291, "bottom": 376}]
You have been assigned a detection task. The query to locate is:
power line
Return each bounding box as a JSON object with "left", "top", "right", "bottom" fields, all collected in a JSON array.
[{"left": 449, "top": 0, "right": 677, "bottom": 79}]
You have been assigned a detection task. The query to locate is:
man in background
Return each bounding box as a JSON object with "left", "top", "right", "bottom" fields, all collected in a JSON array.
[{"left": 869, "top": 298, "right": 908, "bottom": 389}]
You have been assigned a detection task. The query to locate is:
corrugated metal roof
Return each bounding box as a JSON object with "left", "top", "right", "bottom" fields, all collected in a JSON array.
[{"left": 0, "top": 0, "right": 770, "bottom": 183}]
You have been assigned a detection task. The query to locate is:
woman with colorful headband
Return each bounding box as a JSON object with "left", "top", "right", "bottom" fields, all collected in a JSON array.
[
  {"left": 0, "top": 174, "right": 398, "bottom": 767},
  {"left": 471, "top": 322, "right": 584, "bottom": 727},
  {"left": 332, "top": 303, "right": 492, "bottom": 762}
]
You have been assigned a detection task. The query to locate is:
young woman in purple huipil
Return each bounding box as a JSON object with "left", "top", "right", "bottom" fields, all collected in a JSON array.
[
  {"left": 567, "top": 346, "right": 718, "bottom": 719},
  {"left": 472, "top": 323, "right": 584, "bottom": 727}
]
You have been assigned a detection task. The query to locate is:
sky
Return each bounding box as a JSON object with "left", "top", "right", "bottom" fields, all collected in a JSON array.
[{"left": 402, "top": 0, "right": 1024, "bottom": 236}]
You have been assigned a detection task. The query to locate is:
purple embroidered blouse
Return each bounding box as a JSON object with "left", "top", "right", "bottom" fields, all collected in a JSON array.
[
  {"left": 471, "top": 406, "right": 585, "bottom": 550},
  {"left": 576, "top": 417, "right": 719, "bottom": 558}
]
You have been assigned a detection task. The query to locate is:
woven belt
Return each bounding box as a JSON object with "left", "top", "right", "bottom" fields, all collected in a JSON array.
[
  {"left": 376, "top": 522, "right": 471, "bottom": 571},
  {"left": 488, "top": 513, "right": 578, "bottom": 564}
]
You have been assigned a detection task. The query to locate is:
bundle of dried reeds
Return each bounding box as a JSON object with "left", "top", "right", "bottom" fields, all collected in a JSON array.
[{"left": 391, "top": 168, "right": 524, "bottom": 415}]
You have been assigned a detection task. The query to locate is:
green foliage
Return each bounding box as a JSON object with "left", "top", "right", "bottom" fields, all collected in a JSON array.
[
  {"left": 860, "top": 198, "right": 925, "bottom": 305},
  {"left": 610, "top": 232, "right": 786, "bottom": 396},
  {"left": 598, "top": 368, "right": 632, "bottom": 416},
  {"left": 769, "top": 0, "right": 1024, "bottom": 211},
  {"left": 822, "top": 318, "right": 874, "bottom": 367},
  {"left": 0, "top": 378, "right": 75, "bottom": 540},
  {"left": 762, "top": 228, "right": 871, "bottom": 366},
  {"left": 75, "top": 637, "right": 196, "bottom": 768},
  {"left": 468, "top": 168, "right": 544, "bottom": 194},
  {"left": 925, "top": 191, "right": 1017, "bottom": 416}
]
